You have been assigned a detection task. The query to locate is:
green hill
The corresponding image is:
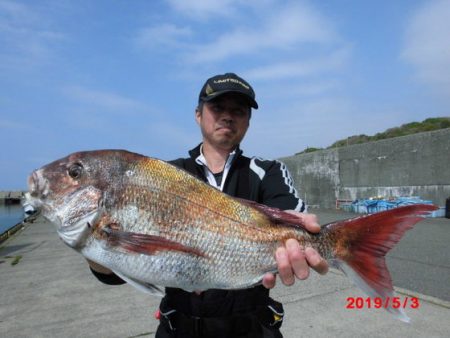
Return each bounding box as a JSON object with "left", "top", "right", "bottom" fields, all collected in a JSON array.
[{"left": 296, "top": 117, "right": 450, "bottom": 155}]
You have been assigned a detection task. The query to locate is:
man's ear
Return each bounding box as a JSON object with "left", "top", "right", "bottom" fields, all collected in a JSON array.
[{"left": 195, "top": 109, "right": 201, "bottom": 125}]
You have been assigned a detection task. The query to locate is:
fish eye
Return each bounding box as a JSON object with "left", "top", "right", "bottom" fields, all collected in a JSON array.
[{"left": 68, "top": 163, "right": 83, "bottom": 179}]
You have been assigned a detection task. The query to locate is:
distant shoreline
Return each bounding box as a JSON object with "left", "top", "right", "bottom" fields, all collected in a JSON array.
[{"left": 0, "top": 191, "right": 25, "bottom": 205}]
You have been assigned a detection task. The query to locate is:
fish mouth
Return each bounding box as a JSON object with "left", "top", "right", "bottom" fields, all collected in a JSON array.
[
  {"left": 26, "top": 169, "right": 51, "bottom": 216},
  {"left": 22, "top": 192, "right": 39, "bottom": 216},
  {"left": 28, "top": 169, "right": 49, "bottom": 199}
]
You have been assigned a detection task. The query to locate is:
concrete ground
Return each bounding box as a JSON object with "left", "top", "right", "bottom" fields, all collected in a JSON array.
[{"left": 1, "top": 210, "right": 449, "bottom": 338}]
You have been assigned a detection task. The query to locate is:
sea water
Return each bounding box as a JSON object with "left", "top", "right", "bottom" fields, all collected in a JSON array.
[{"left": 0, "top": 204, "right": 24, "bottom": 234}]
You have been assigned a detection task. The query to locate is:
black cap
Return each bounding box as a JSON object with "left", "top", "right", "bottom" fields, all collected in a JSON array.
[{"left": 198, "top": 73, "right": 258, "bottom": 109}]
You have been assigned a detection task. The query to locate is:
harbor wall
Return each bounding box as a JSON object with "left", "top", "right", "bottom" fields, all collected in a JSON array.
[
  {"left": 0, "top": 191, "right": 24, "bottom": 205},
  {"left": 280, "top": 128, "right": 450, "bottom": 209}
]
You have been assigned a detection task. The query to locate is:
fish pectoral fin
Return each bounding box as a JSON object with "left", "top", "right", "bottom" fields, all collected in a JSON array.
[
  {"left": 102, "top": 227, "right": 205, "bottom": 257},
  {"left": 112, "top": 270, "right": 164, "bottom": 297}
]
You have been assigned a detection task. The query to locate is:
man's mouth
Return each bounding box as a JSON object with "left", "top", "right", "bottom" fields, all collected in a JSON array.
[{"left": 216, "top": 126, "right": 234, "bottom": 132}]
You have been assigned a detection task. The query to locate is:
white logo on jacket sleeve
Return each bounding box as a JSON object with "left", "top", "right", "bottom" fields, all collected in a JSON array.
[
  {"left": 250, "top": 158, "right": 266, "bottom": 180},
  {"left": 277, "top": 161, "right": 305, "bottom": 211},
  {"left": 278, "top": 161, "right": 297, "bottom": 195},
  {"left": 250, "top": 158, "right": 305, "bottom": 212}
]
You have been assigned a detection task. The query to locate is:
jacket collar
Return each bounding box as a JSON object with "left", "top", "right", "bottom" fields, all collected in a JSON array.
[
  {"left": 188, "top": 143, "right": 243, "bottom": 160},
  {"left": 188, "top": 143, "right": 243, "bottom": 191}
]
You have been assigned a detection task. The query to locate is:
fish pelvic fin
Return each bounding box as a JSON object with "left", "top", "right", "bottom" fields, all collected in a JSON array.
[
  {"left": 101, "top": 227, "right": 205, "bottom": 257},
  {"left": 327, "top": 203, "right": 438, "bottom": 322},
  {"left": 112, "top": 270, "right": 164, "bottom": 297}
]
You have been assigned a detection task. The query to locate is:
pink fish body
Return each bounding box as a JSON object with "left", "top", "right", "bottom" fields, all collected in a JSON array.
[{"left": 26, "top": 149, "right": 437, "bottom": 322}]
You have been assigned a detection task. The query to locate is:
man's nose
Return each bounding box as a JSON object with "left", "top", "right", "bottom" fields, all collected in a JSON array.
[
  {"left": 221, "top": 115, "right": 233, "bottom": 124},
  {"left": 220, "top": 110, "right": 234, "bottom": 121}
]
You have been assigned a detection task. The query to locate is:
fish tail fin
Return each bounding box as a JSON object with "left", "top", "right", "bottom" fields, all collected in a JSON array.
[{"left": 327, "top": 204, "right": 437, "bottom": 323}]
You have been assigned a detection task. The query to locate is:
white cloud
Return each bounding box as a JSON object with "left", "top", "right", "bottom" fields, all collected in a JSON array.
[
  {"left": 134, "top": 1, "right": 345, "bottom": 91},
  {"left": 245, "top": 48, "right": 350, "bottom": 81},
  {"left": 187, "top": 2, "right": 337, "bottom": 63},
  {"left": 165, "top": 0, "right": 241, "bottom": 20},
  {"left": 135, "top": 23, "right": 192, "bottom": 50},
  {"left": 270, "top": 79, "right": 341, "bottom": 98},
  {"left": 0, "top": 0, "right": 36, "bottom": 23},
  {"left": 63, "top": 86, "right": 147, "bottom": 113},
  {"left": 145, "top": 121, "right": 199, "bottom": 154},
  {"left": 402, "top": 0, "right": 450, "bottom": 94},
  {"left": 0, "top": 0, "right": 64, "bottom": 68},
  {"left": 244, "top": 97, "right": 410, "bottom": 159}
]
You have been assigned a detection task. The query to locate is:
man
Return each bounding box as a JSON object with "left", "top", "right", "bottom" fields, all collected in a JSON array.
[{"left": 89, "top": 73, "right": 328, "bottom": 337}]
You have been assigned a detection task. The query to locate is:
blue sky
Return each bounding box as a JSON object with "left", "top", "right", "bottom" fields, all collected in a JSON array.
[{"left": 1, "top": 0, "right": 449, "bottom": 190}]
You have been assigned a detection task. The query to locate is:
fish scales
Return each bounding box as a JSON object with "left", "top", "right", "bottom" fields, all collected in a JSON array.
[
  {"left": 26, "top": 149, "right": 438, "bottom": 322},
  {"left": 121, "top": 156, "right": 301, "bottom": 246},
  {"left": 108, "top": 203, "right": 280, "bottom": 287},
  {"left": 91, "top": 158, "right": 287, "bottom": 288}
]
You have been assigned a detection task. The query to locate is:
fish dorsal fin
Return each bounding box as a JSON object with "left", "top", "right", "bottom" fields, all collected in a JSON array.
[
  {"left": 235, "top": 197, "right": 309, "bottom": 232},
  {"left": 112, "top": 270, "right": 164, "bottom": 297}
]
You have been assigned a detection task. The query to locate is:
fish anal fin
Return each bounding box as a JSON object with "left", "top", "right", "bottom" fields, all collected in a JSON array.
[{"left": 112, "top": 270, "right": 164, "bottom": 297}]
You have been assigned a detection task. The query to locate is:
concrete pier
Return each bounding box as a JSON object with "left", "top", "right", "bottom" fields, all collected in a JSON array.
[
  {"left": 0, "top": 191, "right": 24, "bottom": 205},
  {"left": 1, "top": 211, "right": 449, "bottom": 337}
]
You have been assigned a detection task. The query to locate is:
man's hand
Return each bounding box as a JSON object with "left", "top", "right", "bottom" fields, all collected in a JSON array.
[{"left": 262, "top": 211, "right": 329, "bottom": 289}]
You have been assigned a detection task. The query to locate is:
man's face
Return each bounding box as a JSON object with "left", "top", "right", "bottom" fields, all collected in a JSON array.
[{"left": 196, "top": 93, "right": 251, "bottom": 151}]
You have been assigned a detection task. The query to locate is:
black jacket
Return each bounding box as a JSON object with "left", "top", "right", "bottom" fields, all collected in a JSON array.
[
  {"left": 91, "top": 144, "right": 305, "bottom": 317},
  {"left": 171, "top": 144, "right": 305, "bottom": 211},
  {"left": 162, "top": 144, "right": 304, "bottom": 317}
]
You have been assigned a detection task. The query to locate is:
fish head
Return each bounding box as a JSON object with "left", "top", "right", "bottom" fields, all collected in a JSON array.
[{"left": 26, "top": 150, "right": 134, "bottom": 248}]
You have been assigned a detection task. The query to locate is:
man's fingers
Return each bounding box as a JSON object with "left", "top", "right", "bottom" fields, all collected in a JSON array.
[
  {"left": 262, "top": 273, "right": 276, "bottom": 289},
  {"left": 276, "top": 239, "right": 311, "bottom": 286},
  {"left": 286, "top": 239, "right": 309, "bottom": 280},
  {"left": 284, "top": 210, "right": 320, "bottom": 232},
  {"left": 275, "top": 247, "right": 295, "bottom": 285},
  {"left": 301, "top": 213, "right": 320, "bottom": 232},
  {"left": 305, "top": 247, "right": 329, "bottom": 275},
  {"left": 272, "top": 235, "right": 329, "bottom": 288}
]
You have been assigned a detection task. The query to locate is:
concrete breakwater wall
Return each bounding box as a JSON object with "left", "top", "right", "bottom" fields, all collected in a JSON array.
[
  {"left": 0, "top": 191, "right": 24, "bottom": 204},
  {"left": 280, "top": 128, "right": 450, "bottom": 209}
]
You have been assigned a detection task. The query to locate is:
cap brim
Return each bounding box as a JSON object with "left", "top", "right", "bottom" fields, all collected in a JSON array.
[{"left": 201, "top": 90, "right": 258, "bottom": 109}]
